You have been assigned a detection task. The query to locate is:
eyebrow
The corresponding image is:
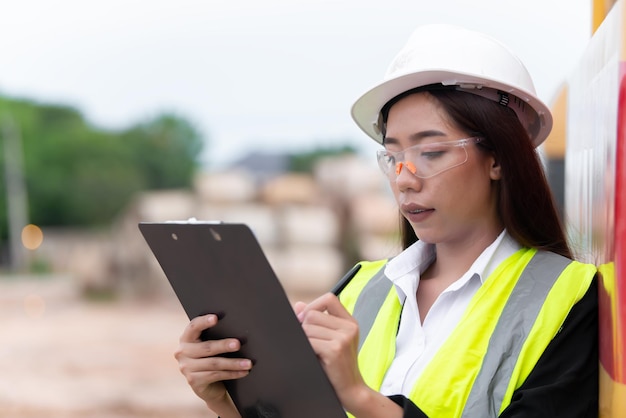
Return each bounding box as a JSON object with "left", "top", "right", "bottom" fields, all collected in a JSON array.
[{"left": 383, "top": 129, "right": 448, "bottom": 146}]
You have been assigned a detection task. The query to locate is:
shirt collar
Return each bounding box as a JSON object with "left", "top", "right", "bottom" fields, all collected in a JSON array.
[{"left": 385, "top": 229, "right": 521, "bottom": 287}]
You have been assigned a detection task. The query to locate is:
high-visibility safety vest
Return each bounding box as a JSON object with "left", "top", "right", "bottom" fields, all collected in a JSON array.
[{"left": 338, "top": 248, "right": 596, "bottom": 418}]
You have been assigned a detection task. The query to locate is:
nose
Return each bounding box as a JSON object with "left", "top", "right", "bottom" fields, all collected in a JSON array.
[{"left": 394, "top": 161, "right": 423, "bottom": 192}]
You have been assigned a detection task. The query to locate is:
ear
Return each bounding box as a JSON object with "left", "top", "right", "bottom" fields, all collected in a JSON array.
[{"left": 489, "top": 155, "right": 502, "bottom": 180}]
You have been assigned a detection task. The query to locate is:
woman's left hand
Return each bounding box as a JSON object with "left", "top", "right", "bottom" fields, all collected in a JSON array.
[{"left": 294, "top": 293, "right": 367, "bottom": 409}]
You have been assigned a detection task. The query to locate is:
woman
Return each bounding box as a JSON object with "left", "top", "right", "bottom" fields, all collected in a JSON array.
[{"left": 175, "top": 24, "right": 598, "bottom": 417}]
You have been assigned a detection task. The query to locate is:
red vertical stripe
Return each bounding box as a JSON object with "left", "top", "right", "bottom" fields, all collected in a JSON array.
[{"left": 613, "top": 64, "right": 626, "bottom": 383}]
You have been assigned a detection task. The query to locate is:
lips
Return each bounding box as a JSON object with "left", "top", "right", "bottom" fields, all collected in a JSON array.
[
  {"left": 402, "top": 203, "right": 432, "bottom": 213},
  {"left": 401, "top": 203, "right": 434, "bottom": 217}
]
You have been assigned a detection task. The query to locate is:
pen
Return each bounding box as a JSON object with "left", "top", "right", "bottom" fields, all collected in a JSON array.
[{"left": 330, "top": 263, "right": 362, "bottom": 296}]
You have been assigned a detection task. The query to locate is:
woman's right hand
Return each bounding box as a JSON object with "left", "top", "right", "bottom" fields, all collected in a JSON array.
[{"left": 174, "top": 313, "right": 253, "bottom": 418}]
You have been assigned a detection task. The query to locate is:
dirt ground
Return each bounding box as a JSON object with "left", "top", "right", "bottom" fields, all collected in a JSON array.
[{"left": 0, "top": 275, "right": 317, "bottom": 418}]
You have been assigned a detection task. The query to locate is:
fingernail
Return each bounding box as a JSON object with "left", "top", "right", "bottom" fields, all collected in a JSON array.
[
  {"left": 228, "top": 341, "right": 238, "bottom": 350},
  {"left": 240, "top": 360, "right": 252, "bottom": 368}
]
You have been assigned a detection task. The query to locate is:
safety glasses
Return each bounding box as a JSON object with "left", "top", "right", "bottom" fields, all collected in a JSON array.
[{"left": 376, "top": 137, "right": 482, "bottom": 180}]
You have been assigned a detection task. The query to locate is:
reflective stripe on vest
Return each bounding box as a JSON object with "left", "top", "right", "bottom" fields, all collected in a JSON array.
[
  {"left": 460, "top": 250, "right": 570, "bottom": 417},
  {"left": 344, "top": 248, "right": 596, "bottom": 417},
  {"left": 352, "top": 267, "right": 394, "bottom": 350}
]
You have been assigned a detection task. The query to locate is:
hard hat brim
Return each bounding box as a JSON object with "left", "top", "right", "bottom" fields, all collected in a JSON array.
[{"left": 351, "top": 69, "right": 553, "bottom": 148}]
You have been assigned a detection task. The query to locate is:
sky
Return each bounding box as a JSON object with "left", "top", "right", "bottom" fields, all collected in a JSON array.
[{"left": 1, "top": 0, "right": 593, "bottom": 169}]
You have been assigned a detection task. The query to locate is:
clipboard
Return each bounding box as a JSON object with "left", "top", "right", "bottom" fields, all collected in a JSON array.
[{"left": 138, "top": 221, "right": 347, "bottom": 418}]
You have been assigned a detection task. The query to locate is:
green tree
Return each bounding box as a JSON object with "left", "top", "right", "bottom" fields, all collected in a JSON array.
[
  {"left": 0, "top": 96, "right": 204, "bottom": 236},
  {"left": 123, "top": 113, "right": 204, "bottom": 190}
]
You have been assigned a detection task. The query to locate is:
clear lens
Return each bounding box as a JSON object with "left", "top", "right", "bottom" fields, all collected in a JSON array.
[{"left": 376, "top": 137, "right": 480, "bottom": 179}]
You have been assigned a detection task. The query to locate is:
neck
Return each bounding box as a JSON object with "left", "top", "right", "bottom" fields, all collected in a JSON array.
[{"left": 425, "top": 227, "right": 504, "bottom": 282}]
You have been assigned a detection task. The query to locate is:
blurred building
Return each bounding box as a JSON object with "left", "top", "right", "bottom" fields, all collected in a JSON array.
[{"left": 36, "top": 153, "right": 400, "bottom": 301}]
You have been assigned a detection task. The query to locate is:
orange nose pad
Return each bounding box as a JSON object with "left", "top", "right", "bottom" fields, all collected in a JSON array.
[{"left": 395, "top": 161, "right": 417, "bottom": 176}]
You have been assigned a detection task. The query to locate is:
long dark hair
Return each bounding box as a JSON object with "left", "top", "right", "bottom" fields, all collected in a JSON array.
[{"left": 382, "top": 85, "right": 572, "bottom": 259}]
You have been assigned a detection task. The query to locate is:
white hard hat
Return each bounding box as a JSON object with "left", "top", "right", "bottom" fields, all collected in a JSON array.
[{"left": 351, "top": 24, "right": 553, "bottom": 147}]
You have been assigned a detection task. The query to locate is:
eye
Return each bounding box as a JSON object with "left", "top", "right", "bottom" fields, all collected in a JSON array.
[
  {"left": 379, "top": 151, "right": 397, "bottom": 168},
  {"left": 377, "top": 149, "right": 400, "bottom": 175},
  {"left": 420, "top": 150, "right": 445, "bottom": 159},
  {"left": 419, "top": 144, "right": 449, "bottom": 159}
]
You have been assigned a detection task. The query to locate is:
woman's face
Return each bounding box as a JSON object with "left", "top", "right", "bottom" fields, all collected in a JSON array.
[{"left": 383, "top": 92, "right": 502, "bottom": 247}]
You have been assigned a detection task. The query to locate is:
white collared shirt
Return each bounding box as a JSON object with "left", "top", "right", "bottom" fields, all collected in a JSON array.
[{"left": 379, "top": 230, "right": 521, "bottom": 397}]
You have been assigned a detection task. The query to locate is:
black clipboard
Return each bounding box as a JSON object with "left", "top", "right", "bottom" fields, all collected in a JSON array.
[{"left": 138, "top": 221, "right": 347, "bottom": 418}]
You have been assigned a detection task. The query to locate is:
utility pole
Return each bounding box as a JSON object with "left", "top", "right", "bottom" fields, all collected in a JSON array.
[{"left": 2, "top": 114, "right": 29, "bottom": 272}]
